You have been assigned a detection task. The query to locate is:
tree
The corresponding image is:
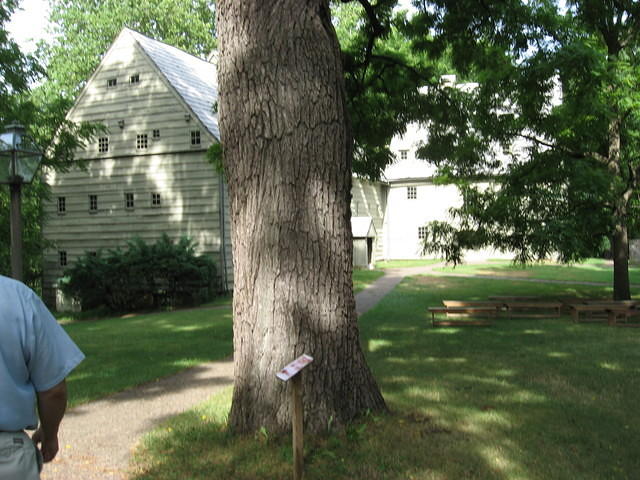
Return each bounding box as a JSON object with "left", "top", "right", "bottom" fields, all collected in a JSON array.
[
  {"left": 414, "top": 0, "right": 640, "bottom": 300},
  {"left": 332, "top": 0, "right": 448, "bottom": 179},
  {"left": 0, "top": 1, "right": 49, "bottom": 286},
  {"left": 43, "top": 0, "right": 217, "bottom": 101},
  {"left": 217, "top": 0, "right": 387, "bottom": 434}
]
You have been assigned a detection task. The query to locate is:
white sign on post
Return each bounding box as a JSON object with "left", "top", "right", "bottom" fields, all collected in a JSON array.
[
  {"left": 276, "top": 354, "right": 313, "bottom": 480},
  {"left": 276, "top": 354, "right": 313, "bottom": 381}
]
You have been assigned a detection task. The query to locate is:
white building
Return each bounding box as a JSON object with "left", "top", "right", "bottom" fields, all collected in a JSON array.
[{"left": 43, "top": 28, "right": 507, "bottom": 308}]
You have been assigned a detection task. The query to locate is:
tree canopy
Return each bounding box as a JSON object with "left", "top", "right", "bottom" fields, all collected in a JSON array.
[
  {"left": 43, "top": 0, "right": 217, "bottom": 101},
  {"left": 414, "top": 0, "right": 640, "bottom": 299},
  {"left": 332, "top": 0, "right": 449, "bottom": 179}
]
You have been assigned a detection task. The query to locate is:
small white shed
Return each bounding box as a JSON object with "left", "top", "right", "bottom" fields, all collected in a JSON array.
[{"left": 351, "top": 216, "right": 376, "bottom": 268}]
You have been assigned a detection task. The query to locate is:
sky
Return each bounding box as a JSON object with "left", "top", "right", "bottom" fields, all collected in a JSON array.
[
  {"left": 7, "top": 0, "right": 417, "bottom": 54},
  {"left": 7, "top": 0, "right": 51, "bottom": 53}
]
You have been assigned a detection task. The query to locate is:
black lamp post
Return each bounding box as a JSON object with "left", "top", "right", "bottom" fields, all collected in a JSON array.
[{"left": 0, "top": 124, "right": 43, "bottom": 282}]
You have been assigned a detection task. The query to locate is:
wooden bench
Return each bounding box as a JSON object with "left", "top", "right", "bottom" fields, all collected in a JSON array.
[
  {"left": 428, "top": 306, "right": 496, "bottom": 327},
  {"left": 442, "top": 300, "right": 504, "bottom": 308},
  {"left": 568, "top": 301, "right": 639, "bottom": 325},
  {"left": 503, "top": 301, "right": 562, "bottom": 318},
  {"left": 442, "top": 300, "right": 505, "bottom": 316},
  {"left": 606, "top": 305, "right": 640, "bottom": 326},
  {"left": 488, "top": 295, "right": 541, "bottom": 301}
]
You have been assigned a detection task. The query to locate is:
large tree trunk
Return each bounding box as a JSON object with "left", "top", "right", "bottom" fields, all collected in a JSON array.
[
  {"left": 216, "top": 0, "right": 387, "bottom": 434},
  {"left": 612, "top": 220, "right": 631, "bottom": 300}
]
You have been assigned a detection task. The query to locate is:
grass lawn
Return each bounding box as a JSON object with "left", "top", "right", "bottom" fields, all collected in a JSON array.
[
  {"left": 375, "top": 258, "right": 442, "bottom": 269},
  {"left": 130, "top": 276, "right": 640, "bottom": 480},
  {"left": 437, "top": 258, "right": 640, "bottom": 285},
  {"left": 60, "top": 271, "right": 384, "bottom": 407},
  {"left": 353, "top": 269, "right": 385, "bottom": 293},
  {"left": 63, "top": 304, "right": 233, "bottom": 407}
]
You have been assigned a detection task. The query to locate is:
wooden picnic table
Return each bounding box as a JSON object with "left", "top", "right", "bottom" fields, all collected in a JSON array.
[
  {"left": 488, "top": 295, "right": 541, "bottom": 301},
  {"left": 503, "top": 301, "right": 563, "bottom": 318},
  {"left": 428, "top": 306, "right": 496, "bottom": 327},
  {"left": 568, "top": 301, "right": 640, "bottom": 325},
  {"left": 442, "top": 300, "right": 505, "bottom": 309}
]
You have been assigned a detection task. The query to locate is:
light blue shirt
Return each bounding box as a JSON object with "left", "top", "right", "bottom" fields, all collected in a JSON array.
[{"left": 0, "top": 275, "right": 84, "bottom": 431}]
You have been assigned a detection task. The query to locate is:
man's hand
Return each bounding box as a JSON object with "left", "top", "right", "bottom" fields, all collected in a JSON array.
[
  {"left": 32, "top": 427, "right": 59, "bottom": 463},
  {"left": 34, "top": 380, "right": 68, "bottom": 463}
]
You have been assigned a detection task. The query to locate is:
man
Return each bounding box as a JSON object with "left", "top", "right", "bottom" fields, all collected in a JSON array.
[{"left": 0, "top": 275, "right": 85, "bottom": 479}]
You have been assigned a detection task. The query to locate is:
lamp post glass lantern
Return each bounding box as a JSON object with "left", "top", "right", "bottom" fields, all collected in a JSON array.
[{"left": 0, "top": 124, "right": 43, "bottom": 282}]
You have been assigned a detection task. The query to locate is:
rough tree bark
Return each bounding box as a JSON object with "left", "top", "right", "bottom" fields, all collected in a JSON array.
[
  {"left": 216, "top": 0, "right": 387, "bottom": 434},
  {"left": 612, "top": 214, "right": 631, "bottom": 300}
]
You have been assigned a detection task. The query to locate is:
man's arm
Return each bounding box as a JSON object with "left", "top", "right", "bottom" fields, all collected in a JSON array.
[{"left": 32, "top": 380, "right": 68, "bottom": 462}]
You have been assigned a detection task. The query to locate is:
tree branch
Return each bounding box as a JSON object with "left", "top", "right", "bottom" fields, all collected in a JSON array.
[
  {"left": 517, "top": 133, "right": 609, "bottom": 165},
  {"left": 355, "top": 0, "right": 387, "bottom": 84},
  {"left": 369, "top": 53, "right": 429, "bottom": 82}
]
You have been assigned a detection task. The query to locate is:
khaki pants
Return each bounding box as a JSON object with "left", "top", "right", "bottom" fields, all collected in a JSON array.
[{"left": 0, "top": 431, "right": 41, "bottom": 480}]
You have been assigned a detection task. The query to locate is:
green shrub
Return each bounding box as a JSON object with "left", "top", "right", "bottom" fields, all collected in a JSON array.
[{"left": 61, "top": 235, "right": 217, "bottom": 312}]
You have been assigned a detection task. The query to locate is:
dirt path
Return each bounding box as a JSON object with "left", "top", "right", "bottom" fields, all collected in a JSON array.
[{"left": 41, "top": 359, "right": 234, "bottom": 480}]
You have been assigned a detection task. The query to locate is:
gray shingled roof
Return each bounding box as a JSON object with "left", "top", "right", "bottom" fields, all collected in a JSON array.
[{"left": 126, "top": 28, "right": 220, "bottom": 140}]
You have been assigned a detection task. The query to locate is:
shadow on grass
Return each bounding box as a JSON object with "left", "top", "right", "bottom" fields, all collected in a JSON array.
[
  {"left": 129, "top": 275, "right": 639, "bottom": 479},
  {"left": 359, "top": 275, "right": 640, "bottom": 479},
  {"left": 64, "top": 307, "right": 233, "bottom": 407}
]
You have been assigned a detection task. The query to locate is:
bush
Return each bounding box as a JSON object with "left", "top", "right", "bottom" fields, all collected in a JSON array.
[{"left": 61, "top": 235, "right": 218, "bottom": 312}]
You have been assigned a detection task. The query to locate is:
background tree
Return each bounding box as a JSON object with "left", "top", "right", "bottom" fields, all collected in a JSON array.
[
  {"left": 415, "top": 0, "right": 640, "bottom": 299},
  {"left": 42, "top": 0, "right": 217, "bottom": 101},
  {"left": 217, "top": 0, "right": 387, "bottom": 434},
  {"left": 332, "top": 0, "right": 448, "bottom": 179},
  {"left": 0, "top": 1, "right": 49, "bottom": 286}
]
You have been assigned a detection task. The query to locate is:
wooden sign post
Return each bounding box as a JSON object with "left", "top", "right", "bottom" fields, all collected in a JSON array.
[{"left": 277, "top": 354, "right": 313, "bottom": 480}]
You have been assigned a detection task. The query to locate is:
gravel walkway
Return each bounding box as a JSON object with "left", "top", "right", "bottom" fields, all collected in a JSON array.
[{"left": 41, "top": 358, "right": 234, "bottom": 480}]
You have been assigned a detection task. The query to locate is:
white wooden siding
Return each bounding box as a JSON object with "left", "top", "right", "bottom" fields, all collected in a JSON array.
[
  {"left": 42, "top": 32, "right": 228, "bottom": 305},
  {"left": 351, "top": 178, "right": 388, "bottom": 261},
  {"left": 67, "top": 33, "right": 215, "bottom": 160},
  {"left": 43, "top": 152, "right": 225, "bottom": 300}
]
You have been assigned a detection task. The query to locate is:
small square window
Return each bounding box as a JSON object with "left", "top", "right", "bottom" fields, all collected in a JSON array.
[
  {"left": 98, "top": 137, "right": 109, "bottom": 153},
  {"left": 88, "top": 251, "right": 97, "bottom": 257},
  {"left": 400, "top": 150, "right": 408, "bottom": 160},
  {"left": 89, "top": 194, "right": 98, "bottom": 212},
  {"left": 125, "top": 192, "right": 135, "bottom": 209},
  {"left": 152, "top": 129, "right": 160, "bottom": 139},
  {"left": 59, "top": 251, "right": 68, "bottom": 267},
  {"left": 407, "top": 186, "right": 417, "bottom": 200},
  {"left": 130, "top": 74, "right": 140, "bottom": 84},
  {"left": 57, "top": 197, "right": 66, "bottom": 214},
  {"left": 151, "top": 193, "right": 161, "bottom": 207},
  {"left": 418, "top": 226, "right": 428, "bottom": 240},
  {"left": 136, "top": 134, "right": 148, "bottom": 149},
  {"left": 107, "top": 78, "right": 117, "bottom": 88},
  {"left": 191, "top": 130, "right": 201, "bottom": 146}
]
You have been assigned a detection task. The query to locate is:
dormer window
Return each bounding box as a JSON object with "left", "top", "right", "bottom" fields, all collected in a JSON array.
[
  {"left": 107, "top": 78, "right": 117, "bottom": 88},
  {"left": 191, "top": 130, "right": 201, "bottom": 146},
  {"left": 129, "top": 74, "right": 140, "bottom": 85}
]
